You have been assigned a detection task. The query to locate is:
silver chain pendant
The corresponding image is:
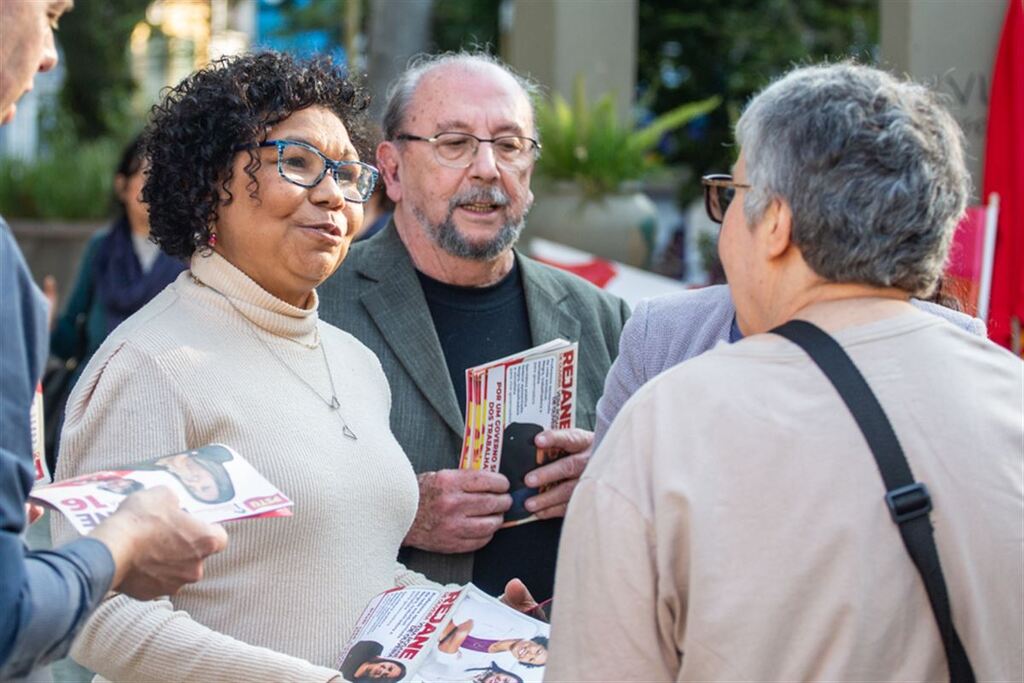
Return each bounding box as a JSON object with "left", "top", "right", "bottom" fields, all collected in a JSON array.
[{"left": 193, "top": 273, "right": 360, "bottom": 443}]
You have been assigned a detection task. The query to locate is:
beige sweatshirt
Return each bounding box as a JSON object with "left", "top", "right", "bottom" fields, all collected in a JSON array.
[
  {"left": 53, "top": 251, "right": 428, "bottom": 682},
  {"left": 547, "top": 310, "right": 1024, "bottom": 682}
]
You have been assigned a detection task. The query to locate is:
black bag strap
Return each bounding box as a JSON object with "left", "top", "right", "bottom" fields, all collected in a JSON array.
[{"left": 771, "top": 319, "right": 975, "bottom": 683}]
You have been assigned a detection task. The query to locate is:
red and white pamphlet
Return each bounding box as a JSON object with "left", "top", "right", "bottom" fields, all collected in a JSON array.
[
  {"left": 459, "top": 339, "right": 578, "bottom": 527},
  {"left": 31, "top": 443, "right": 292, "bottom": 534},
  {"left": 337, "top": 583, "right": 549, "bottom": 682},
  {"left": 30, "top": 381, "right": 49, "bottom": 484}
]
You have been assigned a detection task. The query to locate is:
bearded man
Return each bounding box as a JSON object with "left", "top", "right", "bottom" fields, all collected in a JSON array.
[{"left": 319, "top": 52, "right": 628, "bottom": 601}]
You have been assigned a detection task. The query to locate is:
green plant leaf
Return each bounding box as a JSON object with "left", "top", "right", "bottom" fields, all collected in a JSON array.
[
  {"left": 536, "top": 78, "right": 719, "bottom": 195},
  {"left": 0, "top": 137, "right": 119, "bottom": 219},
  {"left": 627, "top": 95, "right": 721, "bottom": 153}
]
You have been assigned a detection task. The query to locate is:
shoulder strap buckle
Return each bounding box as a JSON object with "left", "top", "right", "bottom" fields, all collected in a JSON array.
[{"left": 886, "top": 482, "right": 932, "bottom": 524}]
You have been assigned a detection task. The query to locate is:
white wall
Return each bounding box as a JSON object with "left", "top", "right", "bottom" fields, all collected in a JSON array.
[
  {"left": 505, "top": 0, "right": 637, "bottom": 120},
  {"left": 880, "top": 0, "right": 1007, "bottom": 200}
]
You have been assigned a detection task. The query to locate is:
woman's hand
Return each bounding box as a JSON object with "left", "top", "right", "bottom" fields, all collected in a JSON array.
[{"left": 500, "top": 578, "right": 546, "bottom": 621}]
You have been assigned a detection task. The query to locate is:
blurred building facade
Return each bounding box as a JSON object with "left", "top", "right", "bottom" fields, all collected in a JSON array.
[{"left": 130, "top": 0, "right": 253, "bottom": 113}]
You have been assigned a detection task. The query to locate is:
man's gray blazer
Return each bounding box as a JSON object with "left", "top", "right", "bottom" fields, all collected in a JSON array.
[{"left": 318, "top": 224, "right": 630, "bottom": 585}]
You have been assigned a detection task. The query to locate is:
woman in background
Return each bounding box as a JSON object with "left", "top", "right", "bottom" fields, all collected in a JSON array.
[
  {"left": 46, "top": 137, "right": 184, "bottom": 469},
  {"left": 50, "top": 135, "right": 185, "bottom": 367}
]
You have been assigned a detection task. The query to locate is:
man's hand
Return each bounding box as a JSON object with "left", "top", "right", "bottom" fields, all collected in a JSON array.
[
  {"left": 523, "top": 428, "right": 593, "bottom": 520},
  {"left": 89, "top": 486, "right": 228, "bottom": 600},
  {"left": 404, "top": 469, "right": 511, "bottom": 554}
]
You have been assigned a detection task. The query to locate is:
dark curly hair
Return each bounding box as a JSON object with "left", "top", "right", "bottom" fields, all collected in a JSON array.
[{"left": 142, "top": 51, "right": 372, "bottom": 259}]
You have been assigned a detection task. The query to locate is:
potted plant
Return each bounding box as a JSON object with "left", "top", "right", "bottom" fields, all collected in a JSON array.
[{"left": 528, "top": 77, "right": 719, "bottom": 268}]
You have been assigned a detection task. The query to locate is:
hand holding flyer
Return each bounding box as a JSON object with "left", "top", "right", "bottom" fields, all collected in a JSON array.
[
  {"left": 31, "top": 443, "right": 292, "bottom": 534},
  {"left": 336, "top": 584, "right": 549, "bottom": 683},
  {"left": 459, "top": 339, "right": 578, "bottom": 527}
]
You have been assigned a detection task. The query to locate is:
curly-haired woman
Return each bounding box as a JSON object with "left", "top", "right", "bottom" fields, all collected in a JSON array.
[{"left": 52, "top": 51, "right": 430, "bottom": 681}]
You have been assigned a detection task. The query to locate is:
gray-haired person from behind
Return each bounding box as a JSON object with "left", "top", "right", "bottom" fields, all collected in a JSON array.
[
  {"left": 547, "top": 62, "right": 1023, "bottom": 682},
  {"left": 593, "top": 65, "right": 990, "bottom": 448}
]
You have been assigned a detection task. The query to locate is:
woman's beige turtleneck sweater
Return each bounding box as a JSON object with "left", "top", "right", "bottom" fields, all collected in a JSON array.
[{"left": 53, "top": 251, "right": 429, "bottom": 682}]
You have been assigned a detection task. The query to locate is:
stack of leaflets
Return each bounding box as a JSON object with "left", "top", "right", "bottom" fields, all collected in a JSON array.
[
  {"left": 30, "top": 443, "right": 292, "bottom": 534},
  {"left": 459, "top": 339, "right": 578, "bottom": 527},
  {"left": 337, "top": 584, "right": 549, "bottom": 683}
]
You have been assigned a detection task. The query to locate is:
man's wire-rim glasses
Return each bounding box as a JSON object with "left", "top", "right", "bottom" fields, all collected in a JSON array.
[
  {"left": 395, "top": 132, "right": 542, "bottom": 171},
  {"left": 240, "top": 139, "right": 379, "bottom": 203},
  {"left": 701, "top": 174, "right": 752, "bottom": 224}
]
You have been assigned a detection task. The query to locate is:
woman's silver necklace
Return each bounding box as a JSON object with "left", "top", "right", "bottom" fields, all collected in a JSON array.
[{"left": 191, "top": 274, "right": 357, "bottom": 440}]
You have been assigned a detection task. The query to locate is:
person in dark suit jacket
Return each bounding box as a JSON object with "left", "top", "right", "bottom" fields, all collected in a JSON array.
[{"left": 318, "top": 52, "right": 629, "bottom": 600}]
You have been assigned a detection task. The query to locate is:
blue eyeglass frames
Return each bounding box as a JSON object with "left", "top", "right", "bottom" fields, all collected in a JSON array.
[{"left": 236, "top": 139, "right": 379, "bottom": 203}]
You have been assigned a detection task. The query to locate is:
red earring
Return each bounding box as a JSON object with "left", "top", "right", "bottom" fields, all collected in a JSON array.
[{"left": 208, "top": 232, "right": 218, "bottom": 247}]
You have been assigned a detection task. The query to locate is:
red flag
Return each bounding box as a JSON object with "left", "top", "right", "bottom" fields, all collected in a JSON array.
[
  {"left": 944, "top": 206, "right": 989, "bottom": 316},
  {"left": 983, "top": 0, "right": 1024, "bottom": 350},
  {"left": 532, "top": 255, "right": 618, "bottom": 289}
]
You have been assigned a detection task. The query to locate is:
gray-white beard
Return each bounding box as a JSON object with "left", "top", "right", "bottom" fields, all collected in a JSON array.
[{"left": 412, "top": 186, "right": 529, "bottom": 261}]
